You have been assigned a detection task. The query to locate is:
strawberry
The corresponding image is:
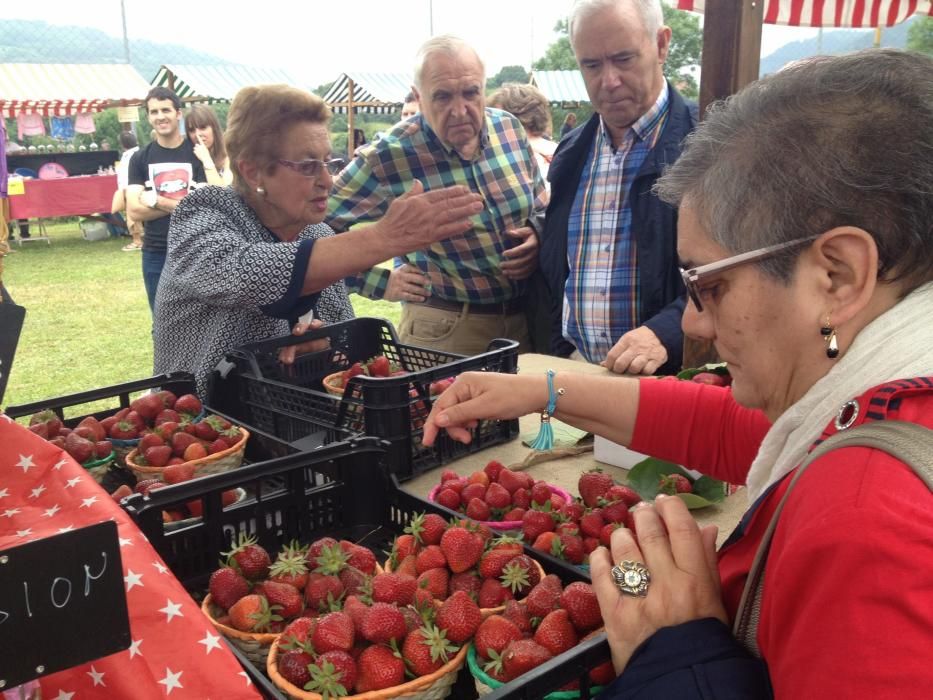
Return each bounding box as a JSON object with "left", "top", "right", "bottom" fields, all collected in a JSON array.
[
  {"left": 228, "top": 594, "right": 278, "bottom": 632},
  {"left": 340, "top": 541, "right": 377, "bottom": 575},
  {"left": 93, "top": 440, "right": 112, "bottom": 459},
  {"left": 440, "top": 469, "right": 460, "bottom": 482},
  {"left": 535, "top": 608, "right": 579, "bottom": 656},
  {"left": 338, "top": 566, "right": 370, "bottom": 597},
  {"left": 194, "top": 421, "right": 219, "bottom": 441},
  {"left": 342, "top": 594, "right": 369, "bottom": 634},
  {"left": 110, "top": 484, "right": 133, "bottom": 502},
  {"left": 605, "top": 484, "right": 642, "bottom": 507},
  {"left": 502, "top": 639, "right": 554, "bottom": 681},
  {"left": 208, "top": 566, "right": 250, "bottom": 610},
  {"left": 556, "top": 521, "right": 580, "bottom": 537},
  {"left": 484, "top": 482, "right": 512, "bottom": 510},
  {"left": 355, "top": 644, "right": 405, "bottom": 692},
  {"left": 312, "top": 611, "right": 355, "bottom": 653},
  {"left": 224, "top": 533, "right": 271, "bottom": 581},
  {"left": 28, "top": 422, "right": 50, "bottom": 439},
  {"left": 30, "top": 409, "right": 63, "bottom": 436},
  {"left": 154, "top": 389, "right": 177, "bottom": 408},
  {"left": 153, "top": 421, "right": 179, "bottom": 441},
  {"left": 530, "top": 481, "right": 551, "bottom": 505},
  {"left": 395, "top": 554, "right": 418, "bottom": 578},
  {"left": 64, "top": 432, "right": 94, "bottom": 463},
  {"left": 130, "top": 393, "right": 164, "bottom": 423},
  {"left": 560, "top": 500, "right": 586, "bottom": 522},
  {"left": 138, "top": 432, "right": 165, "bottom": 452},
  {"left": 532, "top": 531, "right": 562, "bottom": 557},
  {"left": 497, "top": 468, "right": 526, "bottom": 494},
  {"left": 578, "top": 468, "right": 614, "bottom": 507},
  {"left": 164, "top": 462, "right": 196, "bottom": 483},
  {"left": 558, "top": 534, "right": 585, "bottom": 565},
  {"left": 466, "top": 497, "right": 491, "bottom": 521},
  {"left": 484, "top": 459, "right": 505, "bottom": 482},
  {"left": 658, "top": 473, "right": 693, "bottom": 494},
  {"left": 392, "top": 533, "right": 420, "bottom": 561},
  {"left": 259, "top": 580, "right": 305, "bottom": 619},
  {"left": 504, "top": 507, "right": 526, "bottom": 521},
  {"left": 76, "top": 416, "right": 106, "bottom": 442},
  {"left": 208, "top": 438, "right": 229, "bottom": 455},
  {"left": 367, "top": 355, "right": 391, "bottom": 377},
  {"left": 124, "top": 410, "right": 146, "bottom": 432},
  {"left": 435, "top": 590, "right": 482, "bottom": 644},
  {"left": 134, "top": 478, "right": 162, "bottom": 495},
  {"left": 155, "top": 408, "right": 181, "bottom": 426},
  {"left": 109, "top": 421, "right": 138, "bottom": 441},
  {"left": 279, "top": 616, "right": 316, "bottom": 649},
  {"left": 307, "top": 651, "right": 357, "bottom": 698},
  {"left": 445, "top": 478, "right": 468, "bottom": 495},
  {"left": 440, "top": 526, "right": 484, "bottom": 573},
  {"left": 278, "top": 648, "right": 315, "bottom": 688},
  {"left": 461, "top": 482, "right": 487, "bottom": 504},
  {"left": 478, "top": 578, "right": 514, "bottom": 608},
  {"left": 268, "top": 554, "right": 309, "bottom": 590},
  {"left": 474, "top": 614, "right": 523, "bottom": 659},
  {"left": 361, "top": 602, "right": 407, "bottom": 644},
  {"left": 512, "top": 488, "right": 532, "bottom": 509},
  {"left": 559, "top": 582, "right": 602, "bottom": 633},
  {"left": 435, "top": 488, "right": 461, "bottom": 510},
  {"left": 403, "top": 624, "right": 457, "bottom": 677},
  {"left": 416, "top": 568, "right": 449, "bottom": 600},
  {"left": 305, "top": 573, "right": 345, "bottom": 612},
  {"left": 468, "top": 470, "right": 490, "bottom": 487},
  {"left": 415, "top": 544, "right": 447, "bottom": 574},
  {"left": 140, "top": 445, "right": 171, "bottom": 468},
  {"left": 602, "top": 500, "right": 630, "bottom": 525},
  {"left": 479, "top": 547, "right": 524, "bottom": 580},
  {"left": 524, "top": 575, "right": 563, "bottom": 618},
  {"left": 170, "top": 431, "right": 198, "bottom": 458},
  {"left": 499, "top": 554, "right": 541, "bottom": 596},
  {"left": 448, "top": 571, "right": 482, "bottom": 598},
  {"left": 579, "top": 510, "right": 605, "bottom": 538},
  {"left": 183, "top": 442, "right": 208, "bottom": 461},
  {"left": 522, "top": 509, "right": 555, "bottom": 543},
  {"left": 174, "top": 393, "right": 202, "bottom": 417},
  {"left": 372, "top": 572, "right": 417, "bottom": 607},
  {"left": 501, "top": 599, "right": 533, "bottom": 634}
]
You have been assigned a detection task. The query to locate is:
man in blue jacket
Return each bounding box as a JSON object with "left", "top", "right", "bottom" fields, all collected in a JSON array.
[{"left": 533, "top": 0, "right": 696, "bottom": 375}]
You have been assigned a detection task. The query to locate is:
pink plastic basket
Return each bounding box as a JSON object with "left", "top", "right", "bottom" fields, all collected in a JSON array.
[{"left": 427, "top": 481, "right": 574, "bottom": 531}]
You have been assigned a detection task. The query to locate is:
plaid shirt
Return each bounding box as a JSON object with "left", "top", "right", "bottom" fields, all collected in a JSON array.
[
  {"left": 562, "top": 85, "right": 670, "bottom": 362},
  {"left": 326, "top": 109, "right": 547, "bottom": 302}
]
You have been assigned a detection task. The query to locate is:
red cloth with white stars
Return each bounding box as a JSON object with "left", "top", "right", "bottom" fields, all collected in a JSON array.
[{"left": 0, "top": 414, "right": 261, "bottom": 699}]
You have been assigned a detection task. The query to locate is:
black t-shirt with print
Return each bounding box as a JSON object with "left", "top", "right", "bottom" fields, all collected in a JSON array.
[{"left": 128, "top": 139, "right": 205, "bottom": 251}]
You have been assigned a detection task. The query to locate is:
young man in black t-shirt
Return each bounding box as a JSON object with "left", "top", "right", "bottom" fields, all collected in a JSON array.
[{"left": 127, "top": 87, "right": 206, "bottom": 312}]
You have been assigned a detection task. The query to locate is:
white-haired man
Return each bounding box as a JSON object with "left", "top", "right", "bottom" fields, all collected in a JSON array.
[
  {"left": 534, "top": 0, "right": 697, "bottom": 374},
  {"left": 327, "top": 35, "right": 547, "bottom": 355}
]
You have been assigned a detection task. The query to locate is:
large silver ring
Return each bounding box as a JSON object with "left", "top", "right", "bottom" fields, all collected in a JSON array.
[{"left": 611, "top": 560, "right": 651, "bottom": 597}]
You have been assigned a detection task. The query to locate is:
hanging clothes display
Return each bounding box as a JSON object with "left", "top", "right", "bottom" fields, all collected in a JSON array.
[
  {"left": 74, "top": 113, "right": 97, "bottom": 134},
  {"left": 16, "top": 113, "right": 46, "bottom": 140},
  {"left": 49, "top": 116, "right": 75, "bottom": 140}
]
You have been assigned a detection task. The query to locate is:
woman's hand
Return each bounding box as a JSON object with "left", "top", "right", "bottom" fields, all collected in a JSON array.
[
  {"left": 373, "top": 180, "right": 483, "bottom": 256},
  {"left": 277, "top": 318, "right": 330, "bottom": 365},
  {"left": 422, "top": 372, "right": 548, "bottom": 446},
  {"left": 193, "top": 142, "right": 216, "bottom": 171},
  {"left": 384, "top": 263, "right": 430, "bottom": 303},
  {"left": 589, "top": 495, "right": 727, "bottom": 675}
]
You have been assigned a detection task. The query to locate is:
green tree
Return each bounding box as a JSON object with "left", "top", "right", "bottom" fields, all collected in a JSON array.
[
  {"left": 907, "top": 16, "right": 933, "bottom": 54},
  {"left": 488, "top": 65, "right": 531, "bottom": 89},
  {"left": 533, "top": 20, "right": 576, "bottom": 71}
]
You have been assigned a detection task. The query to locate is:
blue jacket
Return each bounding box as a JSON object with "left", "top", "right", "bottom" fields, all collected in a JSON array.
[{"left": 531, "top": 84, "right": 697, "bottom": 373}]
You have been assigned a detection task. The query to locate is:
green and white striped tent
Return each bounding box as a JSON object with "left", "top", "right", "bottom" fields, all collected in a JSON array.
[{"left": 150, "top": 64, "right": 307, "bottom": 103}]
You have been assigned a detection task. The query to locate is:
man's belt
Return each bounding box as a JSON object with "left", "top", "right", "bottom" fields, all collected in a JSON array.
[{"left": 419, "top": 297, "right": 524, "bottom": 316}]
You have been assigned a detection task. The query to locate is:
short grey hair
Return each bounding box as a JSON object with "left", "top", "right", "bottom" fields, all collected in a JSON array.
[
  {"left": 413, "top": 35, "right": 485, "bottom": 91},
  {"left": 656, "top": 49, "right": 933, "bottom": 292},
  {"left": 569, "top": 0, "right": 664, "bottom": 46}
]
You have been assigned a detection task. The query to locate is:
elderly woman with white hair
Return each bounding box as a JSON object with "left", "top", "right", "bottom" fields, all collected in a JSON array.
[{"left": 424, "top": 49, "right": 933, "bottom": 698}]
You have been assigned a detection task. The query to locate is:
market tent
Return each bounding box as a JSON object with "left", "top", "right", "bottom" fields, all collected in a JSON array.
[
  {"left": 0, "top": 63, "right": 151, "bottom": 118},
  {"left": 150, "top": 64, "right": 307, "bottom": 103},
  {"left": 675, "top": 0, "right": 931, "bottom": 26},
  {"left": 530, "top": 71, "right": 590, "bottom": 106},
  {"left": 321, "top": 72, "right": 412, "bottom": 114}
]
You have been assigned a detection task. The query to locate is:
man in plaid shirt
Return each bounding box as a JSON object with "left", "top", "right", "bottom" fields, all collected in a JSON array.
[{"left": 327, "top": 35, "right": 547, "bottom": 356}]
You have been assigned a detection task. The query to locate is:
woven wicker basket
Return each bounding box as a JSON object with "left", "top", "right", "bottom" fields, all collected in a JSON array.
[
  {"left": 125, "top": 427, "right": 249, "bottom": 482},
  {"left": 267, "top": 635, "right": 468, "bottom": 700},
  {"left": 427, "top": 482, "right": 574, "bottom": 532},
  {"left": 467, "top": 643, "right": 603, "bottom": 699},
  {"left": 322, "top": 370, "right": 347, "bottom": 397},
  {"left": 81, "top": 450, "right": 117, "bottom": 484},
  {"left": 201, "top": 594, "right": 279, "bottom": 667}
]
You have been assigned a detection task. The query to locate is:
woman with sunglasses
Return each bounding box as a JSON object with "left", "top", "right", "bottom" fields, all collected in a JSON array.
[
  {"left": 152, "top": 84, "right": 482, "bottom": 397},
  {"left": 422, "top": 50, "right": 933, "bottom": 698}
]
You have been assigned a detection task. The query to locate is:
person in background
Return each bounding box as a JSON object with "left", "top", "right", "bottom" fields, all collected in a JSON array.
[
  {"left": 327, "top": 35, "right": 547, "bottom": 356},
  {"left": 534, "top": 0, "right": 696, "bottom": 374},
  {"left": 126, "top": 86, "right": 206, "bottom": 313},
  {"left": 113, "top": 131, "right": 143, "bottom": 251},
  {"left": 153, "top": 84, "right": 482, "bottom": 397},
  {"left": 186, "top": 104, "right": 233, "bottom": 186},
  {"left": 3, "top": 137, "right": 29, "bottom": 240},
  {"left": 424, "top": 49, "right": 933, "bottom": 699},
  {"left": 401, "top": 91, "right": 420, "bottom": 119},
  {"left": 560, "top": 111, "right": 577, "bottom": 138},
  {"left": 487, "top": 82, "right": 557, "bottom": 185}
]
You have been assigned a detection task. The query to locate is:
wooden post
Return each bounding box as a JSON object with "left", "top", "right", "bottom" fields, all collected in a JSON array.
[
  {"left": 683, "top": 0, "right": 764, "bottom": 369},
  {"left": 347, "top": 79, "right": 356, "bottom": 158}
]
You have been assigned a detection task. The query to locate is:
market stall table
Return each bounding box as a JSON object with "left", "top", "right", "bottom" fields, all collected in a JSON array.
[
  {"left": 7, "top": 174, "right": 117, "bottom": 219},
  {"left": 403, "top": 354, "right": 748, "bottom": 546}
]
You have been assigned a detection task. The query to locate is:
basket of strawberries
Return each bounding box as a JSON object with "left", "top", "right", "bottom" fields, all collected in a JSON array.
[{"left": 26, "top": 410, "right": 117, "bottom": 483}]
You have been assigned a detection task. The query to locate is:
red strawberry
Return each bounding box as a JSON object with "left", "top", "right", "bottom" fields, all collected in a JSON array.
[
  {"left": 415, "top": 545, "right": 447, "bottom": 574},
  {"left": 590, "top": 659, "right": 617, "bottom": 685},
  {"left": 224, "top": 534, "right": 271, "bottom": 581},
  {"left": 483, "top": 482, "right": 512, "bottom": 510},
  {"left": 416, "top": 567, "right": 449, "bottom": 600},
  {"left": 141, "top": 445, "right": 171, "bottom": 468},
  {"left": 479, "top": 547, "right": 524, "bottom": 580},
  {"left": 435, "top": 488, "right": 461, "bottom": 510},
  {"left": 466, "top": 497, "right": 491, "bottom": 521},
  {"left": 130, "top": 394, "right": 164, "bottom": 423},
  {"left": 361, "top": 602, "right": 407, "bottom": 644},
  {"left": 474, "top": 614, "right": 523, "bottom": 659},
  {"left": 502, "top": 639, "right": 554, "bottom": 681},
  {"left": 163, "top": 462, "right": 196, "bottom": 483},
  {"left": 448, "top": 571, "right": 482, "bottom": 598},
  {"left": 64, "top": 432, "right": 94, "bottom": 463},
  {"left": 579, "top": 510, "right": 605, "bottom": 538},
  {"left": 76, "top": 416, "right": 106, "bottom": 442},
  {"left": 499, "top": 554, "right": 541, "bottom": 596},
  {"left": 440, "top": 469, "right": 459, "bottom": 482},
  {"left": 134, "top": 478, "right": 162, "bottom": 495},
  {"left": 522, "top": 509, "right": 555, "bottom": 543},
  {"left": 28, "top": 422, "right": 50, "bottom": 439},
  {"left": 501, "top": 599, "right": 533, "bottom": 635},
  {"left": 153, "top": 421, "right": 179, "bottom": 441},
  {"left": 93, "top": 440, "right": 112, "bottom": 459},
  {"left": 395, "top": 554, "right": 418, "bottom": 578},
  {"left": 312, "top": 611, "right": 355, "bottom": 653},
  {"left": 256, "top": 580, "right": 304, "bottom": 619},
  {"left": 372, "top": 572, "right": 417, "bottom": 607},
  {"left": 174, "top": 393, "right": 202, "bottom": 417},
  {"left": 338, "top": 566, "right": 370, "bottom": 597},
  {"left": 658, "top": 473, "right": 693, "bottom": 494},
  {"left": 207, "top": 438, "right": 229, "bottom": 455},
  {"left": 440, "top": 526, "right": 484, "bottom": 573},
  {"left": 560, "top": 582, "right": 602, "bottom": 633},
  {"left": 478, "top": 578, "right": 514, "bottom": 608},
  {"left": 512, "top": 488, "right": 532, "bottom": 509},
  {"left": 560, "top": 500, "right": 586, "bottom": 522},
  {"left": 535, "top": 608, "right": 579, "bottom": 656},
  {"left": 525, "top": 575, "right": 563, "bottom": 618},
  {"left": 468, "top": 470, "right": 491, "bottom": 487},
  {"left": 170, "top": 431, "right": 198, "bottom": 458},
  {"left": 435, "top": 590, "right": 482, "bottom": 644},
  {"left": 605, "top": 484, "right": 642, "bottom": 507},
  {"left": 355, "top": 644, "right": 405, "bottom": 692},
  {"left": 532, "top": 531, "right": 562, "bottom": 557},
  {"left": 308, "top": 651, "right": 357, "bottom": 697},
  {"left": 558, "top": 534, "right": 585, "bottom": 565},
  {"left": 403, "top": 624, "right": 457, "bottom": 676},
  {"left": 484, "top": 459, "right": 505, "bottom": 482},
  {"left": 583, "top": 536, "right": 600, "bottom": 554},
  {"left": 109, "top": 421, "right": 139, "bottom": 441},
  {"left": 155, "top": 408, "right": 181, "bottom": 426},
  {"left": 578, "top": 469, "right": 614, "bottom": 507},
  {"left": 340, "top": 541, "right": 376, "bottom": 575},
  {"left": 228, "top": 594, "right": 278, "bottom": 632},
  {"left": 392, "top": 533, "right": 419, "bottom": 561},
  {"left": 279, "top": 616, "right": 315, "bottom": 649},
  {"left": 194, "top": 421, "right": 219, "bottom": 441},
  {"left": 209, "top": 566, "right": 250, "bottom": 610},
  {"left": 503, "top": 507, "right": 526, "bottom": 521},
  {"left": 342, "top": 594, "right": 369, "bottom": 634},
  {"left": 304, "top": 573, "right": 345, "bottom": 612},
  {"left": 367, "top": 355, "right": 391, "bottom": 377},
  {"left": 138, "top": 432, "right": 165, "bottom": 452},
  {"left": 497, "top": 468, "right": 526, "bottom": 494},
  {"left": 461, "top": 482, "right": 487, "bottom": 504},
  {"left": 530, "top": 481, "right": 551, "bottom": 505},
  {"left": 154, "top": 389, "right": 177, "bottom": 408},
  {"left": 183, "top": 442, "right": 208, "bottom": 461},
  {"left": 277, "top": 649, "right": 314, "bottom": 688},
  {"left": 602, "top": 500, "right": 630, "bottom": 525},
  {"left": 307, "top": 538, "right": 342, "bottom": 569}
]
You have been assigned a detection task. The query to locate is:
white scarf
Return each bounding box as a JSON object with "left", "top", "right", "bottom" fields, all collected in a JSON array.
[{"left": 745, "top": 282, "right": 933, "bottom": 503}]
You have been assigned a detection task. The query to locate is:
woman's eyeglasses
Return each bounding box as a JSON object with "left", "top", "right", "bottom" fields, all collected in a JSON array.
[
  {"left": 277, "top": 158, "right": 346, "bottom": 178},
  {"left": 680, "top": 235, "right": 820, "bottom": 312}
]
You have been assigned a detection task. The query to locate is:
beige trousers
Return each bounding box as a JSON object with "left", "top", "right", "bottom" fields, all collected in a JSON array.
[{"left": 398, "top": 303, "right": 531, "bottom": 356}]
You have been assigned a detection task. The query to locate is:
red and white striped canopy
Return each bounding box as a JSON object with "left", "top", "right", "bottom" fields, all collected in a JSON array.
[
  {"left": 674, "top": 0, "right": 932, "bottom": 27},
  {"left": 0, "top": 63, "right": 151, "bottom": 119}
]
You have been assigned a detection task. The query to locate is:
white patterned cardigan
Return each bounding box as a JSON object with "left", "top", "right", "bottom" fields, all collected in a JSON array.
[{"left": 153, "top": 186, "right": 354, "bottom": 397}]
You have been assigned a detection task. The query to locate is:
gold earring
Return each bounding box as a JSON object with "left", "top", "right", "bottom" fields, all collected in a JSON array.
[{"left": 820, "top": 314, "right": 839, "bottom": 359}]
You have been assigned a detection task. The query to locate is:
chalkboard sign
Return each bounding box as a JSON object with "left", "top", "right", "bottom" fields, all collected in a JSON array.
[
  {"left": 0, "top": 297, "right": 26, "bottom": 406},
  {"left": 0, "top": 521, "right": 131, "bottom": 689}
]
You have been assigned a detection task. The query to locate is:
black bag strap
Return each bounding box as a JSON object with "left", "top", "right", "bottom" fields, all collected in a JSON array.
[{"left": 733, "top": 420, "right": 933, "bottom": 656}]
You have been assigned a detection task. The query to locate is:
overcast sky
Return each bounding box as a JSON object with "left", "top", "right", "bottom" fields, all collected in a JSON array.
[{"left": 4, "top": 1, "right": 819, "bottom": 85}]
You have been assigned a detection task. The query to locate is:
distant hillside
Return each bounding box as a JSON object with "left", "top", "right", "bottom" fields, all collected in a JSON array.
[
  {"left": 760, "top": 16, "right": 916, "bottom": 75},
  {"left": 0, "top": 19, "right": 227, "bottom": 81}
]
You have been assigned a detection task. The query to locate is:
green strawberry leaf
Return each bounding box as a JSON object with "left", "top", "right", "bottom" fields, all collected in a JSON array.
[{"left": 625, "top": 458, "right": 726, "bottom": 509}]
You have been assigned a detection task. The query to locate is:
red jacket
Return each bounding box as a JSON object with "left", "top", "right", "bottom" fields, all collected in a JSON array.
[{"left": 627, "top": 377, "right": 933, "bottom": 699}]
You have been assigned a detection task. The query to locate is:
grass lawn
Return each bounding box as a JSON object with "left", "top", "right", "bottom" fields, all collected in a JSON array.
[{"left": 1, "top": 220, "right": 401, "bottom": 414}]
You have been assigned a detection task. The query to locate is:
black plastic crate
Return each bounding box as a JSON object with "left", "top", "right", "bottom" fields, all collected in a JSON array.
[
  {"left": 122, "top": 437, "right": 609, "bottom": 699},
  {"left": 210, "top": 317, "right": 520, "bottom": 481}
]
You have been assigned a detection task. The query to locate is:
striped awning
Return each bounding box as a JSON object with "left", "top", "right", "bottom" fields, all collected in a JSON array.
[
  {"left": 321, "top": 72, "right": 413, "bottom": 114},
  {"left": 151, "top": 64, "right": 307, "bottom": 103},
  {"left": 0, "top": 63, "right": 151, "bottom": 118},
  {"left": 530, "top": 71, "right": 590, "bottom": 105},
  {"left": 673, "top": 0, "right": 932, "bottom": 26}
]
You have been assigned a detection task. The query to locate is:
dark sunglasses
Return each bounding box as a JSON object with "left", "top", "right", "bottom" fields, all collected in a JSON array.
[
  {"left": 680, "top": 235, "right": 819, "bottom": 312},
  {"left": 277, "top": 158, "right": 345, "bottom": 178}
]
